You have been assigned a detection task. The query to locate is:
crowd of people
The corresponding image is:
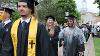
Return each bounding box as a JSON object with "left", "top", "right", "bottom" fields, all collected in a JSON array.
[
  {"left": 0, "top": 0, "right": 99, "bottom": 56},
  {"left": 91, "top": 26, "right": 100, "bottom": 38}
]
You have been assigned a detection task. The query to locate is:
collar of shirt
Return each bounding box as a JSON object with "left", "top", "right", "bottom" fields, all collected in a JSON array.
[
  {"left": 3, "top": 19, "right": 11, "bottom": 26},
  {"left": 20, "top": 17, "right": 31, "bottom": 23}
]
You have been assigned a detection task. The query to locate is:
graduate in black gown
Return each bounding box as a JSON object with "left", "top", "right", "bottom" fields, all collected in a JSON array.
[
  {"left": 45, "top": 15, "right": 60, "bottom": 56},
  {"left": 2, "top": 0, "right": 54, "bottom": 56},
  {"left": 0, "top": 7, "right": 14, "bottom": 55},
  {"left": 59, "top": 15, "right": 85, "bottom": 56}
]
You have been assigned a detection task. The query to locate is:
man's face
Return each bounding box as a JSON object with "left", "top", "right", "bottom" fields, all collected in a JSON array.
[
  {"left": 46, "top": 18, "right": 54, "bottom": 26},
  {"left": 18, "top": 2, "right": 32, "bottom": 16},
  {"left": 67, "top": 19, "right": 74, "bottom": 27},
  {"left": 3, "top": 12, "right": 10, "bottom": 20}
]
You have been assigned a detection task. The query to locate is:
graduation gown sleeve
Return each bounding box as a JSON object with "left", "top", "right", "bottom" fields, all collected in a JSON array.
[
  {"left": 36, "top": 23, "right": 52, "bottom": 56},
  {"left": 1, "top": 32, "right": 14, "bottom": 56},
  {"left": 77, "top": 29, "right": 85, "bottom": 52}
]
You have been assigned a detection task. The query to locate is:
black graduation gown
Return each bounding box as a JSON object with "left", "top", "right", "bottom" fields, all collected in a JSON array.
[
  {"left": 0, "top": 22, "right": 4, "bottom": 46},
  {"left": 0, "top": 22, "right": 12, "bottom": 55},
  {"left": 59, "top": 28, "right": 85, "bottom": 56},
  {"left": 0, "top": 23, "right": 4, "bottom": 53},
  {"left": 2, "top": 22, "right": 12, "bottom": 41},
  {"left": 67, "top": 36, "right": 85, "bottom": 56},
  {"left": 50, "top": 26, "right": 60, "bottom": 56},
  {"left": 2, "top": 22, "right": 54, "bottom": 56}
]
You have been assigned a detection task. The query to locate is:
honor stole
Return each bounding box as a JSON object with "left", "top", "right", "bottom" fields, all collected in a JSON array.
[{"left": 11, "top": 16, "right": 38, "bottom": 56}]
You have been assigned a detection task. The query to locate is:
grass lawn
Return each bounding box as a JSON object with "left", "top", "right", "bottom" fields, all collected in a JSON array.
[{"left": 93, "top": 37, "right": 100, "bottom": 56}]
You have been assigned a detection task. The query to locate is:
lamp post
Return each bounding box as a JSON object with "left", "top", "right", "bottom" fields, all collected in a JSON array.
[{"left": 65, "top": 12, "right": 69, "bottom": 19}]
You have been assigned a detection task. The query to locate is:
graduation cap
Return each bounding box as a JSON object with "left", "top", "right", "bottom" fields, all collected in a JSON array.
[
  {"left": 0, "top": 7, "right": 14, "bottom": 20},
  {"left": 0, "top": 7, "right": 4, "bottom": 11},
  {"left": 45, "top": 15, "right": 55, "bottom": 21},
  {"left": 0, "top": 7, "right": 14, "bottom": 15},
  {"left": 65, "top": 14, "right": 76, "bottom": 20}
]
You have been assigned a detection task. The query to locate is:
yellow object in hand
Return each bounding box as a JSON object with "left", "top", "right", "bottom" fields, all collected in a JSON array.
[{"left": 0, "top": 11, "right": 4, "bottom": 20}]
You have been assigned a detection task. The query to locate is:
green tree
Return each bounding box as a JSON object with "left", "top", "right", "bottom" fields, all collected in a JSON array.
[
  {"left": 11, "top": 10, "right": 20, "bottom": 22},
  {"left": 37, "top": 0, "right": 57, "bottom": 22},
  {"left": 94, "top": 0, "right": 100, "bottom": 15},
  {"left": 1, "top": 0, "right": 19, "bottom": 22},
  {"left": 56, "top": 0, "right": 78, "bottom": 23},
  {"left": 37, "top": 0, "right": 81, "bottom": 24}
]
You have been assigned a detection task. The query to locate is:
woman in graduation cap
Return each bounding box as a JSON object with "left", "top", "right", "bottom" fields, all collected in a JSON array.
[
  {"left": 1, "top": 0, "right": 52, "bottom": 56},
  {"left": 0, "top": 7, "right": 14, "bottom": 55},
  {"left": 45, "top": 15, "right": 60, "bottom": 56}
]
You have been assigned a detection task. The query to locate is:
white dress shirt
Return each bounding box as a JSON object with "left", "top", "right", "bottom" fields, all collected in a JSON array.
[
  {"left": 20, "top": 17, "right": 31, "bottom": 23},
  {"left": 3, "top": 19, "right": 11, "bottom": 26}
]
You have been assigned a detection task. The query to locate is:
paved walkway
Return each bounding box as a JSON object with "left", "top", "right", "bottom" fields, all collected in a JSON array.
[{"left": 84, "top": 35, "right": 95, "bottom": 56}]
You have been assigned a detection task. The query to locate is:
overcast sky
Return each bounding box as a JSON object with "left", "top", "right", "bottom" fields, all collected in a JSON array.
[{"left": 75, "top": 0, "right": 99, "bottom": 13}]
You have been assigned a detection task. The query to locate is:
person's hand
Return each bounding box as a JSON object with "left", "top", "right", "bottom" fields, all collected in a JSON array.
[
  {"left": 79, "top": 52, "right": 84, "bottom": 56},
  {"left": 61, "top": 41, "right": 64, "bottom": 46},
  {"left": 49, "top": 29, "right": 54, "bottom": 37}
]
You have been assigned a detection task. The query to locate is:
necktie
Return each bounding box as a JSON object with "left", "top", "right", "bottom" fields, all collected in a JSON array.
[
  {"left": 21, "top": 21, "right": 28, "bottom": 30},
  {"left": 20, "top": 21, "right": 28, "bottom": 56}
]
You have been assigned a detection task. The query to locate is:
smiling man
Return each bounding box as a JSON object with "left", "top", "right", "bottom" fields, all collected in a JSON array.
[{"left": 59, "top": 15, "right": 85, "bottom": 56}]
